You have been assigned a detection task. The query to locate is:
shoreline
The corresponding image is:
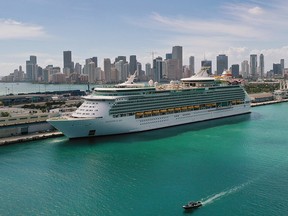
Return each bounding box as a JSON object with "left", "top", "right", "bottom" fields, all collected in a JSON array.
[{"left": 1, "top": 99, "right": 287, "bottom": 146}]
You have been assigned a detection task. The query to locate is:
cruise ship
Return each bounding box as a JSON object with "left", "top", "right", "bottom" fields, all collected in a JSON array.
[{"left": 47, "top": 67, "right": 251, "bottom": 138}]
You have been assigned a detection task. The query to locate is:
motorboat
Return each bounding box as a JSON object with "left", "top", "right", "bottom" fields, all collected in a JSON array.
[{"left": 182, "top": 201, "right": 202, "bottom": 210}]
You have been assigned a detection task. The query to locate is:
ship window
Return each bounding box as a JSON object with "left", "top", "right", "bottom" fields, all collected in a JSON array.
[{"left": 88, "top": 130, "right": 96, "bottom": 136}]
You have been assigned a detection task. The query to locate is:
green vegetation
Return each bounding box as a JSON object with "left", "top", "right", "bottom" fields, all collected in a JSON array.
[
  {"left": 244, "top": 82, "right": 280, "bottom": 94},
  {"left": 22, "top": 101, "right": 66, "bottom": 112},
  {"left": 1, "top": 112, "right": 10, "bottom": 117}
]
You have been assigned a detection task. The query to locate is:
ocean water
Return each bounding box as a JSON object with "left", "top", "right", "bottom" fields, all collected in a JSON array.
[{"left": 1, "top": 103, "right": 288, "bottom": 216}]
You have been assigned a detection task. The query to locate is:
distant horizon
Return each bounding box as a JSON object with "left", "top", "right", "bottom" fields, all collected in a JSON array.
[{"left": 1, "top": 0, "right": 288, "bottom": 75}]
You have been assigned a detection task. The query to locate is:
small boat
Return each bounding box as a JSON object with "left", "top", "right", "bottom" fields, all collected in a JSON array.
[{"left": 182, "top": 201, "right": 202, "bottom": 210}]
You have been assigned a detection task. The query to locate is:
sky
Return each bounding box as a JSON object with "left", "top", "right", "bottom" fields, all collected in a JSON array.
[{"left": 1, "top": 0, "right": 288, "bottom": 76}]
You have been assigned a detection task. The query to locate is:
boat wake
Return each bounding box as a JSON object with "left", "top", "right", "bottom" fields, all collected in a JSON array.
[{"left": 201, "top": 181, "right": 251, "bottom": 206}]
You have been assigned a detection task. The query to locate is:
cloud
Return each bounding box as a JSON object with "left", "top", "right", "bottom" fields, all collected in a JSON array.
[
  {"left": 0, "top": 19, "right": 46, "bottom": 40},
  {"left": 149, "top": 12, "right": 262, "bottom": 39},
  {"left": 248, "top": 6, "right": 264, "bottom": 15}
]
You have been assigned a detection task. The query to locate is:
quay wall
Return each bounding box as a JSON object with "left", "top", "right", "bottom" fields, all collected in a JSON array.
[{"left": 0, "top": 122, "right": 54, "bottom": 138}]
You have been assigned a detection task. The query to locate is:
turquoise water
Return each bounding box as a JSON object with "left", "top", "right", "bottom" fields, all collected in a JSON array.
[{"left": 1, "top": 104, "right": 288, "bottom": 216}]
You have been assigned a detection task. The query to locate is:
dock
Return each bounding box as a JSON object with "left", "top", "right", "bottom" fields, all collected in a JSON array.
[
  {"left": 0, "top": 131, "right": 63, "bottom": 146},
  {"left": 251, "top": 99, "right": 288, "bottom": 107}
]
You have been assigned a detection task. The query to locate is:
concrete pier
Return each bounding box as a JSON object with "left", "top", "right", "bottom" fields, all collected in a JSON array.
[
  {"left": 0, "top": 131, "right": 63, "bottom": 146},
  {"left": 251, "top": 99, "right": 288, "bottom": 107}
]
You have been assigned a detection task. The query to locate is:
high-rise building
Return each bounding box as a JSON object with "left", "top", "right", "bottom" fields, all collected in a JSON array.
[
  {"left": 145, "top": 63, "right": 152, "bottom": 78},
  {"left": 26, "top": 55, "right": 38, "bottom": 81},
  {"left": 273, "top": 63, "right": 282, "bottom": 76},
  {"left": 259, "top": 54, "right": 264, "bottom": 79},
  {"left": 216, "top": 54, "right": 228, "bottom": 75},
  {"left": 189, "top": 56, "right": 195, "bottom": 75},
  {"left": 129, "top": 55, "right": 137, "bottom": 75},
  {"left": 63, "top": 51, "right": 73, "bottom": 73},
  {"left": 201, "top": 60, "right": 212, "bottom": 75},
  {"left": 165, "top": 59, "right": 179, "bottom": 80},
  {"left": 280, "top": 59, "right": 285, "bottom": 75},
  {"left": 172, "top": 46, "right": 183, "bottom": 79},
  {"left": 91, "top": 57, "right": 98, "bottom": 68},
  {"left": 136, "top": 62, "right": 142, "bottom": 75},
  {"left": 231, "top": 64, "right": 240, "bottom": 78},
  {"left": 30, "top": 55, "right": 37, "bottom": 65},
  {"left": 250, "top": 54, "right": 257, "bottom": 79},
  {"left": 123, "top": 63, "right": 129, "bottom": 80},
  {"left": 74, "top": 63, "right": 82, "bottom": 74},
  {"left": 83, "top": 58, "right": 92, "bottom": 75},
  {"left": 88, "top": 62, "right": 96, "bottom": 83},
  {"left": 166, "top": 53, "right": 172, "bottom": 60},
  {"left": 104, "top": 58, "right": 111, "bottom": 83},
  {"left": 153, "top": 57, "right": 163, "bottom": 82},
  {"left": 115, "top": 56, "right": 127, "bottom": 63},
  {"left": 241, "top": 60, "right": 249, "bottom": 78},
  {"left": 115, "top": 60, "right": 124, "bottom": 81},
  {"left": 172, "top": 46, "right": 182, "bottom": 67},
  {"left": 13, "top": 66, "right": 25, "bottom": 82}
]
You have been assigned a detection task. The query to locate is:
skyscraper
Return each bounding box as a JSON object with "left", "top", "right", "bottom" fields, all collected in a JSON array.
[
  {"left": 26, "top": 55, "right": 38, "bottom": 81},
  {"left": 241, "top": 60, "right": 249, "bottom": 79},
  {"left": 153, "top": 57, "right": 163, "bottom": 82},
  {"left": 216, "top": 54, "right": 228, "bottom": 75},
  {"left": 30, "top": 55, "right": 37, "bottom": 65},
  {"left": 129, "top": 55, "right": 137, "bottom": 75},
  {"left": 145, "top": 63, "right": 152, "bottom": 78},
  {"left": 165, "top": 59, "right": 179, "bottom": 80},
  {"left": 104, "top": 58, "right": 111, "bottom": 83},
  {"left": 166, "top": 53, "right": 172, "bottom": 60},
  {"left": 87, "top": 61, "right": 96, "bottom": 83},
  {"left": 259, "top": 54, "right": 264, "bottom": 79},
  {"left": 189, "top": 56, "right": 195, "bottom": 75},
  {"left": 74, "top": 63, "right": 82, "bottom": 74},
  {"left": 280, "top": 59, "right": 285, "bottom": 75},
  {"left": 250, "top": 54, "right": 257, "bottom": 79},
  {"left": 91, "top": 57, "right": 98, "bottom": 68},
  {"left": 115, "top": 56, "right": 127, "bottom": 63},
  {"left": 201, "top": 60, "right": 212, "bottom": 75},
  {"left": 63, "top": 51, "right": 73, "bottom": 73},
  {"left": 115, "top": 60, "right": 124, "bottom": 81},
  {"left": 172, "top": 46, "right": 183, "bottom": 79},
  {"left": 273, "top": 63, "right": 282, "bottom": 76},
  {"left": 231, "top": 64, "right": 240, "bottom": 78}
]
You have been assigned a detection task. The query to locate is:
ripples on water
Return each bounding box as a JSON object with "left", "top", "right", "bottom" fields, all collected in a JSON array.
[{"left": 1, "top": 105, "right": 288, "bottom": 216}]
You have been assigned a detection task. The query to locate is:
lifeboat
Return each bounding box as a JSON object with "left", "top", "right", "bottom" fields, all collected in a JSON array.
[
  {"left": 136, "top": 112, "right": 144, "bottom": 116},
  {"left": 160, "top": 109, "right": 167, "bottom": 113},
  {"left": 181, "top": 106, "right": 187, "bottom": 110},
  {"left": 175, "top": 107, "right": 181, "bottom": 111},
  {"left": 168, "top": 108, "right": 174, "bottom": 112},
  {"left": 152, "top": 110, "right": 160, "bottom": 114},
  {"left": 144, "top": 111, "right": 152, "bottom": 115}
]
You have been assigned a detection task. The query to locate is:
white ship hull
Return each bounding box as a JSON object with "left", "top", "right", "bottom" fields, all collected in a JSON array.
[{"left": 48, "top": 104, "right": 250, "bottom": 139}]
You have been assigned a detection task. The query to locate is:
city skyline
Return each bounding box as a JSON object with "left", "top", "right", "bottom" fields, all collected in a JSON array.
[{"left": 1, "top": 0, "right": 288, "bottom": 76}]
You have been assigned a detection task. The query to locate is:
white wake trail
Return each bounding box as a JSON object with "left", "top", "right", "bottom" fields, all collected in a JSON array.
[{"left": 201, "top": 181, "right": 251, "bottom": 206}]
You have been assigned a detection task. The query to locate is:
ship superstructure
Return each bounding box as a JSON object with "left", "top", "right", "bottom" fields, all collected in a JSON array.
[{"left": 47, "top": 67, "right": 251, "bottom": 138}]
